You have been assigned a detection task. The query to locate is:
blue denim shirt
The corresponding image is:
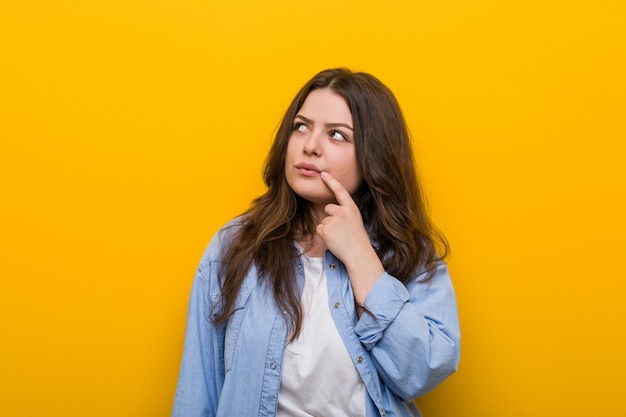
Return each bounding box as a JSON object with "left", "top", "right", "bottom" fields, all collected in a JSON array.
[{"left": 172, "top": 223, "right": 460, "bottom": 417}]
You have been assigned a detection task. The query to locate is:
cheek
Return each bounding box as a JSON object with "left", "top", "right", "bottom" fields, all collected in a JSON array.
[
  {"left": 285, "top": 138, "right": 298, "bottom": 162},
  {"left": 348, "top": 173, "right": 364, "bottom": 194},
  {"left": 338, "top": 155, "right": 362, "bottom": 193}
]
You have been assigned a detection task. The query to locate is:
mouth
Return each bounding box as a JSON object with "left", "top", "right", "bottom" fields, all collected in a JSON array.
[{"left": 295, "top": 162, "right": 322, "bottom": 177}]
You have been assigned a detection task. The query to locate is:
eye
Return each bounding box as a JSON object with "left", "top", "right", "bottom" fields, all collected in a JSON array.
[
  {"left": 293, "top": 122, "right": 309, "bottom": 133},
  {"left": 329, "top": 130, "right": 348, "bottom": 142}
]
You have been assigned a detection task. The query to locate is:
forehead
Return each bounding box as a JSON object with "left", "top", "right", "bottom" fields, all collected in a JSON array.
[{"left": 298, "top": 89, "right": 353, "bottom": 124}]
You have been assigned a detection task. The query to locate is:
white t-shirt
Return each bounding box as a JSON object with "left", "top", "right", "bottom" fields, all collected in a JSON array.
[{"left": 276, "top": 254, "right": 367, "bottom": 417}]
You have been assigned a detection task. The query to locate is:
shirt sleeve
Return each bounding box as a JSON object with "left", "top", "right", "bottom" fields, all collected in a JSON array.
[
  {"left": 353, "top": 263, "right": 460, "bottom": 401},
  {"left": 172, "top": 256, "right": 225, "bottom": 416}
]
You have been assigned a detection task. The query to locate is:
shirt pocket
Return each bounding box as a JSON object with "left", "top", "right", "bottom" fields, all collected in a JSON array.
[{"left": 221, "top": 290, "right": 253, "bottom": 373}]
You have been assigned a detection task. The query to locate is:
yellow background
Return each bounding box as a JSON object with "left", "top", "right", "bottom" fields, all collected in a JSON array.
[{"left": 1, "top": 0, "right": 625, "bottom": 416}]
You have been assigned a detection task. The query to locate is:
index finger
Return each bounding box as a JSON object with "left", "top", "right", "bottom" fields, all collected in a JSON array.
[{"left": 320, "top": 171, "right": 356, "bottom": 207}]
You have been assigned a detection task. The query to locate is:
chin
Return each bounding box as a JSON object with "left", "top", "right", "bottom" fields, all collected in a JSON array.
[{"left": 291, "top": 186, "right": 333, "bottom": 206}]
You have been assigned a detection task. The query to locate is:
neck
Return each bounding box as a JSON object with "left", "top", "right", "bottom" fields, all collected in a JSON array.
[
  {"left": 295, "top": 200, "right": 329, "bottom": 257},
  {"left": 298, "top": 233, "right": 326, "bottom": 258}
]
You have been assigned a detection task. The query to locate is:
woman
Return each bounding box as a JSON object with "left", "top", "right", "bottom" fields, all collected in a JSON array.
[{"left": 172, "top": 68, "right": 460, "bottom": 417}]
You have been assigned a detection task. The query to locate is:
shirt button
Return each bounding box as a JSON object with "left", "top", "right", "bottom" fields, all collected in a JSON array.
[
  {"left": 357, "top": 356, "right": 363, "bottom": 364},
  {"left": 297, "top": 264, "right": 302, "bottom": 270},
  {"left": 381, "top": 409, "right": 386, "bottom": 417},
  {"left": 269, "top": 362, "right": 277, "bottom": 370},
  {"left": 333, "top": 302, "right": 340, "bottom": 309},
  {"left": 329, "top": 263, "right": 336, "bottom": 269}
]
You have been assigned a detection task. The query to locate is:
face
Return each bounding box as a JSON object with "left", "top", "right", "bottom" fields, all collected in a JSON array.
[{"left": 285, "top": 88, "right": 362, "bottom": 209}]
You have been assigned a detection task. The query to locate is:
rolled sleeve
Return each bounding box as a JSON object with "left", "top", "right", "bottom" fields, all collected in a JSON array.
[
  {"left": 354, "top": 272, "right": 410, "bottom": 350},
  {"left": 354, "top": 264, "right": 460, "bottom": 400}
]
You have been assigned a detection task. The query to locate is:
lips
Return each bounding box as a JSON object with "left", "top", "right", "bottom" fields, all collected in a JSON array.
[{"left": 295, "top": 162, "right": 322, "bottom": 176}]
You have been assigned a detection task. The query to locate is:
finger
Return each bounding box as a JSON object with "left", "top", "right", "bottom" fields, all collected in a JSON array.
[
  {"left": 324, "top": 203, "right": 340, "bottom": 216},
  {"left": 320, "top": 171, "right": 356, "bottom": 207},
  {"left": 315, "top": 222, "right": 325, "bottom": 237}
]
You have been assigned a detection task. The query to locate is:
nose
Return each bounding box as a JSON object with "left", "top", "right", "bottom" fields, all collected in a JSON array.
[{"left": 303, "top": 130, "right": 322, "bottom": 156}]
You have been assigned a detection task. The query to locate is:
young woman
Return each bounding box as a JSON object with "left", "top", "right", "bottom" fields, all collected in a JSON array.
[{"left": 172, "top": 68, "right": 460, "bottom": 417}]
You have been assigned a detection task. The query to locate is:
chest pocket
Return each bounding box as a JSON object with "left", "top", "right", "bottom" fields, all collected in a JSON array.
[{"left": 218, "top": 283, "right": 255, "bottom": 373}]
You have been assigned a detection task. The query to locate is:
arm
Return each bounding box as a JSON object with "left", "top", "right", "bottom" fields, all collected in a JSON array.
[
  {"left": 316, "top": 172, "right": 460, "bottom": 400},
  {"left": 355, "top": 264, "right": 460, "bottom": 401},
  {"left": 316, "top": 171, "right": 384, "bottom": 306},
  {"left": 172, "top": 246, "right": 225, "bottom": 416}
]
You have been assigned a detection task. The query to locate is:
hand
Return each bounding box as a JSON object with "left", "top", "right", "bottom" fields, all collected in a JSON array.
[
  {"left": 315, "top": 171, "right": 369, "bottom": 262},
  {"left": 316, "top": 171, "right": 384, "bottom": 306}
]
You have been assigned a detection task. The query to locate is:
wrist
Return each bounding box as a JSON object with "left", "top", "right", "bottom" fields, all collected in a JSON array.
[{"left": 344, "top": 246, "right": 384, "bottom": 306}]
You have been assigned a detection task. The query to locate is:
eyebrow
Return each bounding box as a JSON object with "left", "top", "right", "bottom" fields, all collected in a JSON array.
[{"left": 295, "top": 114, "right": 353, "bottom": 131}]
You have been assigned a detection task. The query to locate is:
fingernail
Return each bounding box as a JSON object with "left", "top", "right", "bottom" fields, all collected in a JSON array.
[{"left": 321, "top": 171, "right": 328, "bottom": 178}]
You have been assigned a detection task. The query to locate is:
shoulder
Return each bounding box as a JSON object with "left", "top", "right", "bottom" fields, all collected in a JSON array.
[{"left": 198, "top": 216, "right": 246, "bottom": 269}]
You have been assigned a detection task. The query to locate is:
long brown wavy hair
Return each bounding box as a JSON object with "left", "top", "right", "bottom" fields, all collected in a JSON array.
[{"left": 214, "top": 68, "right": 449, "bottom": 338}]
